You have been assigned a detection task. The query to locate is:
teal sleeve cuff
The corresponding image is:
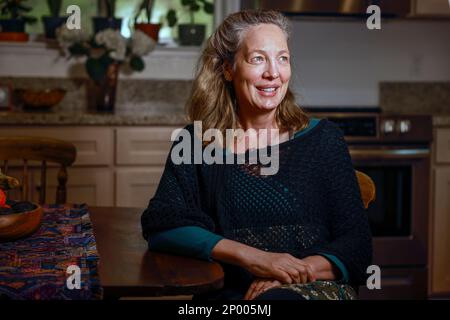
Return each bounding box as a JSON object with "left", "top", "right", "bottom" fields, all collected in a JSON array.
[
  {"left": 319, "top": 253, "right": 350, "bottom": 283},
  {"left": 148, "top": 226, "right": 224, "bottom": 261}
]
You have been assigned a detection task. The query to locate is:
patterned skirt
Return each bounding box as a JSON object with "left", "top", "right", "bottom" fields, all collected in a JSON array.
[{"left": 255, "top": 281, "right": 357, "bottom": 300}]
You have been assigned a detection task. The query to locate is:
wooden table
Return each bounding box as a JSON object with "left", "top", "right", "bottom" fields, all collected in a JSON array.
[{"left": 89, "top": 207, "right": 224, "bottom": 299}]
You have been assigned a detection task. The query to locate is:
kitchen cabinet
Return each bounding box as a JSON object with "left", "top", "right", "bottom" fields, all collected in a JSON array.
[
  {"left": 412, "top": 0, "right": 450, "bottom": 16},
  {"left": 32, "top": 167, "right": 114, "bottom": 206},
  {"left": 115, "top": 127, "right": 175, "bottom": 207},
  {"left": 0, "top": 126, "right": 178, "bottom": 208},
  {"left": 116, "top": 168, "right": 165, "bottom": 208},
  {"left": 430, "top": 128, "right": 450, "bottom": 297}
]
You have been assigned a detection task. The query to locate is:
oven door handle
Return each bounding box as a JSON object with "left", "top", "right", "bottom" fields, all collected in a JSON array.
[{"left": 349, "top": 148, "right": 430, "bottom": 159}]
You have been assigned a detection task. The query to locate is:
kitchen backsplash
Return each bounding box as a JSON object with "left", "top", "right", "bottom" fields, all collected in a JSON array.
[
  {"left": 2, "top": 78, "right": 450, "bottom": 116},
  {"left": 380, "top": 82, "right": 450, "bottom": 114},
  {"left": 0, "top": 77, "right": 192, "bottom": 114}
]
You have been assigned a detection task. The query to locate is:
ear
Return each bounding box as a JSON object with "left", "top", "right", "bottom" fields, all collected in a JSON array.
[{"left": 223, "top": 62, "right": 233, "bottom": 82}]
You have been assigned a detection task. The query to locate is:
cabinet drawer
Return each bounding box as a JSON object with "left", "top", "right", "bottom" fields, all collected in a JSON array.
[
  {"left": 0, "top": 127, "right": 113, "bottom": 166},
  {"left": 414, "top": 0, "right": 450, "bottom": 16},
  {"left": 32, "top": 167, "right": 114, "bottom": 206},
  {"left": 115, "top": 167, "right": 165, "bottom": 208},
  {"left": 116, "top": 127, "right": 179, "bottom": 165},
  {"left": 358, "top": 268, "right": 427, "bottom": 300},
  {"left": 435, "top": 129, "right": 450, "bottom": 164}
]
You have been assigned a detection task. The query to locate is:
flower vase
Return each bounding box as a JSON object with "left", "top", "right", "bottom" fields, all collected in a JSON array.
[{"left": 92, "top": 63, "right": 119, "bottom": 112}]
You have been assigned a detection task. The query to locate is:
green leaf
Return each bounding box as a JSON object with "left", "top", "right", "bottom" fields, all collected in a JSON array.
[
  {"left": 86, "top": 57, "right": 108, "bottom": 82},
  {"left": 166, "top": 9, "right": 178, "bottom": 27},
  {"left": 181, "top": 0, "right": 194, "bottom": 7},
  {"left": 100, "top": 52, "right": 114, "bottom": 66},
  {"left": 68, "top": 43, "right": 89, "bottom": 56},
  {"left": 129, "top": 55, "right": 145, "bottom": 72},
  {"left": 23, "top": 15, "right": 37, "bottom": 25},
  {"left": 203, "top": 1, "right": 214, "bottom": 14},
  {"left": 190, "top": 3, "right": 200, "bottom": 12},
  {"left": 17, "top": 4, "right": 32, "bottom": 13},
  {"left": 90, "top": 37, "right": 104, "bottom": 49}
]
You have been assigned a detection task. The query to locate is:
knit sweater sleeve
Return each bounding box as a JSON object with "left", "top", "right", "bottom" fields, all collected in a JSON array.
[
  {"left": 301, "top": 121, "right": 373, "bottom": 286},
  {"left": 140, "top": 125, "right": 217, "bottom": 240}
]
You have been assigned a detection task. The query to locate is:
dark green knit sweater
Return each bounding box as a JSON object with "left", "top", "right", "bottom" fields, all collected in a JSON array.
[{"left": 141, "top": 118, "right": 372, "bottom": 296}]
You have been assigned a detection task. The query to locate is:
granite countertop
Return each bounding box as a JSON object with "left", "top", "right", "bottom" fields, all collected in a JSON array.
[
  {"left": 0, "top": 111, "right": 189, "bottom": 126},
  {"left": 1, "top": 111, "right": 450, "bottom": 127}
]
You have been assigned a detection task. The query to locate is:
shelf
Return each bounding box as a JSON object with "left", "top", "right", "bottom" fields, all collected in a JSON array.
[{"left": 0, "top": 39, "right": 200, "bottom": 79}]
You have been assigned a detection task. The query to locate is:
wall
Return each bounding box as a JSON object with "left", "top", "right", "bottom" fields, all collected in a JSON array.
[
  {"left": 289, "top": 19, "right": 450, "bottom": 107},
  {"left": 1, "top": 18, "right": 450, "bottom": 107}
]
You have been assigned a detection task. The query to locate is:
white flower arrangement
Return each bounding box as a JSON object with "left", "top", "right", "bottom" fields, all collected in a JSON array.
[
  {"left": 56, "top": 26, "right": 156, "bottom": 81},
  {"left": 94, "top": 29, "right": 128, "bottom": 61},
  {"left": 131, "top": 29, "right": 156, "bottom": 56}
]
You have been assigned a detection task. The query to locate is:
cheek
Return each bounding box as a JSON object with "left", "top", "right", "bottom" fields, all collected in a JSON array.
[
  {"left": 280, "top": 66, "right": 291, "bottom": 83},
  {"left": 242, "top": 68, "right": 264, "bottom": 86}
]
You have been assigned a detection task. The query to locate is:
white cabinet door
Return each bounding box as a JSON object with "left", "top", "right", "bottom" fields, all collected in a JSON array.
[
  {"left": 430, "top": 167, "right": 450, "bottom": 294},
  {"left": 115, "top": 167, "right": 165, "bottom": 208},
  {"left": 116, "top": 127, "right": 179, "bottom": 165},
  {"left": 414, "top": 0, "right": 450, "bottom": 15},
  {"left": 0, "top": 127, "right": 114, "bottom": 166},
  {"left": 32, "top": 167, "right": 114, "bottom": 206}
]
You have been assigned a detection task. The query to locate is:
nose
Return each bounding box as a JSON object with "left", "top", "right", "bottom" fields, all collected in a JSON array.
[{"left": 263, "top": 59, "right": 279, "bottom": 79}]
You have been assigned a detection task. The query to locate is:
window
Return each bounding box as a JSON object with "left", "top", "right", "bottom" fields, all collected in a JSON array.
[
  {"left": 116, "top": 0, "right": 214, "bottom": 42},
  {"left": 17, "top": 0, "right": 96, "bottom": 35},
  {"left": 6, "top": 0, "right": 214, "bottom": 43}
]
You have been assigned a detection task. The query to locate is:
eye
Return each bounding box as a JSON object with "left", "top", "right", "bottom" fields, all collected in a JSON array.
[
  {"left": 279, "top": 55, "right": 290, "bottom": 63},
  {"left": 250, "top": 56, "right": 264, "bottom": 63}
]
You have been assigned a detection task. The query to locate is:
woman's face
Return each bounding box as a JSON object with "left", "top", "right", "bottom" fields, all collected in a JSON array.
[{"left": 228, "top": 23, "right": 291, "bottom": 113}]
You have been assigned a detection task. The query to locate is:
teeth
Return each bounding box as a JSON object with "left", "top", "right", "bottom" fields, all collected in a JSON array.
[{"left": 261, "top": 87, "right": 276, "bottom": 92}]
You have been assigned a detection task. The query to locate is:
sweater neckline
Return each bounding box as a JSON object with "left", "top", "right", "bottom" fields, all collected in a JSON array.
[{"left": 225, "top": 118, "right": 326, "bottom": 156}]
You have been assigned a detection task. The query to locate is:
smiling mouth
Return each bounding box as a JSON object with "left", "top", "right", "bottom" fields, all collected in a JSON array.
[{"left": 256, "top": 86, "right": 279, "bottom": 95}]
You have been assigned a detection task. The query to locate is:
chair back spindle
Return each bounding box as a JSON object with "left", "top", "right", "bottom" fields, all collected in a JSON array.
[{"left": 0, "top": 137, "right": 76, "bottom": 204}]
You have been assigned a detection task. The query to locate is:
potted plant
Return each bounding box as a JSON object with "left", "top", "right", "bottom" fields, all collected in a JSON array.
[
  {"left": 134, "top": 0, "right": 160, "bottom": 43},
  {"left": 0, "top": 0, "right": 37, "bottom": 42},
  {"left": 92, "top": 0, "right": 122, "bottom": 34},
  {"left": 56, "top": 26, "right": 156, "bottom": 112},
  {"left": 42, "top": 0, "right": 66, "bottom": 39},
  {"left": 167, "top": 0, "right": 214, "bottom": 46}
]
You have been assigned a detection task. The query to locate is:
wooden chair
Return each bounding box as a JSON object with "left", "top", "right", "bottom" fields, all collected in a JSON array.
[
  {"left": 0, "top": 136, "right": 76, "bottom": 204},
  {"left": 355, "top": 170, "right": 376, "bottom": 209}
]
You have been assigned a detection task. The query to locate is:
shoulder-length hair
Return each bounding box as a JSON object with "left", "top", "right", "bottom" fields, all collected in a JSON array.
[{"left": 186, "top": 9, "right": 309, "bottom": 140}]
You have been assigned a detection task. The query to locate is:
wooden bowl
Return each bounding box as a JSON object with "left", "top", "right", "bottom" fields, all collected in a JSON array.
[
  {"left": 0, "top": 203, "right": 43, "bottom": 241},
  {"left": 16, "top": 88, "right": 66, "bottom": 111}
]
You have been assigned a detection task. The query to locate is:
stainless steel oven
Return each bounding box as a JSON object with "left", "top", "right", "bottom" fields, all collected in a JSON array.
[{"left": 306, "top": 107, "right": 432, "bottom": 299}]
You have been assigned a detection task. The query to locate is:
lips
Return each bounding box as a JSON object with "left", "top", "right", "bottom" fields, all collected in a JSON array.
[{"left": 256, "top": 85, "right": 280, "bottom": 97}]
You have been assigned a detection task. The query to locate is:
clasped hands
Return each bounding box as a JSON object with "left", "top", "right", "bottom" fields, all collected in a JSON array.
[{"left": 243, "top": 251, "right": 317, "bottom": 300}]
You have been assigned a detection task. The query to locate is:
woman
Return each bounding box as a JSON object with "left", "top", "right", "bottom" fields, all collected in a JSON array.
[{"left": 141, "top": 10, "right": 372, "bottom": 300}]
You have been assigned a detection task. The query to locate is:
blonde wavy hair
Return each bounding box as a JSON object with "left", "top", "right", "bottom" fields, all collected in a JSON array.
[{"left": 186, "top": 10, "right": 309, "bottom": 139}]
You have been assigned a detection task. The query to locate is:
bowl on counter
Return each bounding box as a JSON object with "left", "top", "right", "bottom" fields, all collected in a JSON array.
[{"left": 15, "top": 88, "right": 66, "bottom": 112}]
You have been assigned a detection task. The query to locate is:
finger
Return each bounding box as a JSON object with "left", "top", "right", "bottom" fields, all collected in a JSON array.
[
  {"left": 292, "top": 264, "right": 309, "bottom": 283},
  {"left": 304, "top": 264, "right": 316, "bottom": 282},
  {"left": 299, "top": 268, "right": 308, "bottom": 283},
  {"left": 249, "top": 281, "right": 267, "bottom": 300},
  {"left": 285, "top": 266, "right": 301, "bottom": 283},
  {"left": 273, "top": 269, "right": 292, "bottom": 284},
  {"left": 291, "top": 259, "right": 314, "bottom": 283},
  {"left": 251, "top": 282, "right": 272, "bottom": 300},
  {"left": 244, "top": 281, "right": 259, "bottom": 300},
  {"left": 250, "top": 280, "right": 279, "bottom": 300}
]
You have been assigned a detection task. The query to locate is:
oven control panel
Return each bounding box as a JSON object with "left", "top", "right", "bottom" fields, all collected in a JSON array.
[{"left": 327, "top": 117, "right": 377, "bottom": 137}]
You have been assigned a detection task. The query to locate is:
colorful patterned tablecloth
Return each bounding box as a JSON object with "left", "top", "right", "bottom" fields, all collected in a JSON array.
[{"left": 0, "top": 204, "right": 103, "bottom": 300}]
